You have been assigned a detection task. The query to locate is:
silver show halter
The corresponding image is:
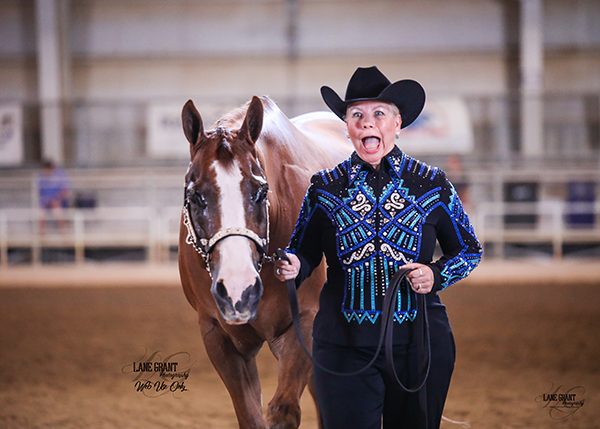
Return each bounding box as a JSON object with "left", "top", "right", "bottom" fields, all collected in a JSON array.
[{"left": 182, "top": 193, "right": 273, "bottom": 277}]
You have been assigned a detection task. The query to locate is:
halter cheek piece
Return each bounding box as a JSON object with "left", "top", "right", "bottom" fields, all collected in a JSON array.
[{"left": 182, "top": 193, "right": 273, "bottom": 277}]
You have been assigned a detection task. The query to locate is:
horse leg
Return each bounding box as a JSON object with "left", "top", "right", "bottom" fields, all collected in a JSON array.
[
  {"left": 265, "top": 309, "right": 316, "bottom": 429},
  {"left": 200, "top": 318, "right": 265, "bottom": 429}
]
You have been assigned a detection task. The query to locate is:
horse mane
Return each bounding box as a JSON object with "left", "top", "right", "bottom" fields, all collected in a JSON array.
[
  {"left": 208, "top": 96, "right": 304, "bottom": 166},
  {"left": 211, "top": 104, "right": 248, "bottom": 130},
  {"left": 207, "top": 95, "right": 350, "bottom": 186},
  {"left": 211, "top": 96, "right": 295, "bottom": 142}
]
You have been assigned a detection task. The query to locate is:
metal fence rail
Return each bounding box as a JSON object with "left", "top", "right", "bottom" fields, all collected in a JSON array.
[{"left": 4, "top": 93, "right": 599, "bottom": 168}]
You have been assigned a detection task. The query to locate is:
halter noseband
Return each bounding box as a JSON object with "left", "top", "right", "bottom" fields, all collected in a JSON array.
[{"left": 182, "top": 195, "right": 272, "bottom": 276}]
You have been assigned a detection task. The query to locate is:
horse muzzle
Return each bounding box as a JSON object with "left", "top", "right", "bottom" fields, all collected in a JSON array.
[{"left": 212, "top": 277, "right": 263, "bottom": 325}]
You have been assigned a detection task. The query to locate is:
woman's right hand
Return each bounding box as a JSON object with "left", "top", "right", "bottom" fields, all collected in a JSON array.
[{"left": 274, "top": 252, "right": 301, "bottom": 282}]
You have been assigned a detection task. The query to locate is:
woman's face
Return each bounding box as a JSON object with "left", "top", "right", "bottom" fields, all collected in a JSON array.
[{"left": 345, "top": 101, "right": 402, "bottom": 168}]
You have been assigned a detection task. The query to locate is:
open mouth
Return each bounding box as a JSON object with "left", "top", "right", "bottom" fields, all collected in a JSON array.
[{"left": 361, "top": 136, "right": 381, "bottom": 154}]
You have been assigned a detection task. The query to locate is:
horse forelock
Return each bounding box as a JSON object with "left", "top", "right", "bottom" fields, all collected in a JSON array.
[
  {"left": 189, "top": 131, "right": 241, "bottom": 174},
  {"left": 216, "top": 139, "right": 235, "bottom": 166}
]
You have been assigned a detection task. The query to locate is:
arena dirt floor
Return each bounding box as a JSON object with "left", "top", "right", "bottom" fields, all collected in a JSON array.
[{"left": 0, "top": 259, "right": 599, "bottom": 429}]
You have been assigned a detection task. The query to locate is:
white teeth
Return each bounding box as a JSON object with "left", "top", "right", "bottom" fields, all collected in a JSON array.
[{"left": 363, "top": 137, "right": 380, "bottom": 143}]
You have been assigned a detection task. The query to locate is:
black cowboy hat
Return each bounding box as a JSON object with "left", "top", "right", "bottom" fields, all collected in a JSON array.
[{"left": 320, "top": 66, "right": 426, "bottom": 128}]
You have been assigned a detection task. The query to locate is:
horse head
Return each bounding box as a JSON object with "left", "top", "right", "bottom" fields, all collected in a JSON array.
[{"left": 181, "top": 96, "right": 269, "bottom": 325}]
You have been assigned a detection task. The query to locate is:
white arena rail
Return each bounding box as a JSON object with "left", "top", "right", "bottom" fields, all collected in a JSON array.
[
  {"left": 1, "top": 200, "right": 599, "bottom": 266},
  {"left": 474, "top": 201, "right": 600, "bottom": 259},
  {"left": 0, "top": 166, "right": 598, "bottom": 266},
  {"left": 0, "top": 206, "right": 182, "bottom": 266}
]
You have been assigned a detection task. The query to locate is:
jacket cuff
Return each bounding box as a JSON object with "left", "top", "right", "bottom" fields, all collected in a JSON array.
[
  {"left": 427, "top": 262, "right": 443, "bottom": 292},
  {"left": 294, "top": 252, "right": 312, "bottom": 289}
]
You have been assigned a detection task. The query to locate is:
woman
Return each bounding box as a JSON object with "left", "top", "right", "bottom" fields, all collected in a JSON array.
[{"left": 275, "top": 66, "right": 483, "bottom": 429}]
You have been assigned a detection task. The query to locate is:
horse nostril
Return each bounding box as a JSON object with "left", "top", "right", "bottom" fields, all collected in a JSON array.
[
  {"left": 235, "top": 278, "right": 262, "bottom": 312},
  {"left": 216, "top": 281, "right": 228, "bottom": 299},
  {"left": 251, "top": 277, "right": 263, "bottom": 300}
]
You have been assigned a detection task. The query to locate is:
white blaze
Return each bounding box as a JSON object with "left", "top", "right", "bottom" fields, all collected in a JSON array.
[{"left": 212, "top": 160, "right": 259, "bottom": 304}]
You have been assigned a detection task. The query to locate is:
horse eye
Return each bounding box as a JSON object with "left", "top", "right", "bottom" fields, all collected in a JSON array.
[
  {"left": 254, "top": 184, "right": 269, "bottom": 203},
  {"left": 189, "top": 190, "right": 207, "bottom": 208}
]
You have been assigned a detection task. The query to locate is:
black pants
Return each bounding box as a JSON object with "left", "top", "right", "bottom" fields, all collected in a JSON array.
[{"left": 312, "top": 332, "right": 455, "bottom": 429}]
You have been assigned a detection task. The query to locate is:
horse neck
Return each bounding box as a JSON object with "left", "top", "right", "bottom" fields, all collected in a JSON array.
[
  {"left": 258, "top": 99, "right": 345, "bottom": 172},
  {"left": 253, "top": 101, "right": 324, "bottom": 249},
  {"left": 258, "top": 108, "right": 302, "bottom": 163}
]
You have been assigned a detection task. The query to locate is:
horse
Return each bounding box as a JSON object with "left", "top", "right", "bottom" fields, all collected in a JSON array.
[{"left": 179, "top": 95, "right": 352, "bottom": 429}]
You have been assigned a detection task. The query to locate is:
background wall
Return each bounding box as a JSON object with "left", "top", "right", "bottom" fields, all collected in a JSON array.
[{"left": 0, "top": 0, "right": 599, "bottom": 167}]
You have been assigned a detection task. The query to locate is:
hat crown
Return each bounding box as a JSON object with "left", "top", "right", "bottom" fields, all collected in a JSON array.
[
  {"left": 345, "top": 66, "right": 392, "bottom": 101},
  {"left": 320, "top": 65, "right": 425, "bottom": 128}
]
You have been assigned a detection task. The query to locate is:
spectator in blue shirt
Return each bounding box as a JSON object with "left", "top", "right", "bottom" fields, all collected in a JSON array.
[{"left": 37, "top": 159, "right": 71, "bottom": 233}]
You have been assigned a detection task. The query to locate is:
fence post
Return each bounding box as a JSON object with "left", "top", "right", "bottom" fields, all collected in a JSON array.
[
  {"left": 0, "top": 212, "right": 7, "bottom": 268},
  {"left": 32, "top": 209, "right": 41, "bottom": 265},
  {"left": 552, "top": 202, "right": 563, "bottom": 260},
  {"left": 148, "top": 209, "right": 158, "bottom": 263},
  {"left": 74, "top": 210, "right": 85, "bottom": 264}
]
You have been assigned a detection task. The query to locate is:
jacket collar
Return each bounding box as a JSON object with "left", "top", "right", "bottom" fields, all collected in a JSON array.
[{"left": 348, "top": 145, "right": 406, "bottom": 186}]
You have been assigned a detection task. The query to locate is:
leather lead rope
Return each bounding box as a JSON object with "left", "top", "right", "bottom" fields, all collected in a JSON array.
[{"left": 277, "top": 249, "right": 431, "bottom": 390}]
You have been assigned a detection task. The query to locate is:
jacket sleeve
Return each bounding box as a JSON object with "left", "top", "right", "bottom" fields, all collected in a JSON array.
[
  {"left": 429, "top": 176, "right": 483, "bottom": 291},
  {"left": 287, "top": 181, "right": 327, "bottom": 288}
]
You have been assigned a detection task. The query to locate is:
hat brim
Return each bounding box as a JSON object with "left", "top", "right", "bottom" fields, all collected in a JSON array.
[{"left": 320, "top": 79, "right": 425, "bottom": 129}]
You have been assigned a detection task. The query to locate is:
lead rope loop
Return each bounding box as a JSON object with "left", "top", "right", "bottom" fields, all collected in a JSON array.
[{"left": 276, "top": 249, "right": 430, "bottom": 387}]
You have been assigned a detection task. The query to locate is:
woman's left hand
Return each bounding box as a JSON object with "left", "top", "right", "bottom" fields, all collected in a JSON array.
[{"left": 403, "top": 263, "right": 434, "bottom": 294}]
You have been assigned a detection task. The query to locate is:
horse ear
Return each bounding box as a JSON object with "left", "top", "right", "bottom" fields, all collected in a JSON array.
[
  {"left": 240, "top": 96, "right": 263, "bottom": 145},
  {"left": 182, "top": 99, "right": 205, "bottom": 147}
]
